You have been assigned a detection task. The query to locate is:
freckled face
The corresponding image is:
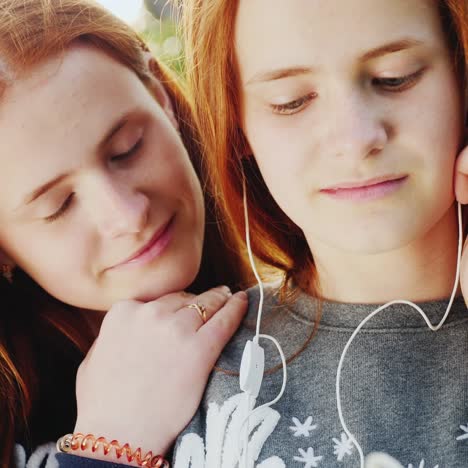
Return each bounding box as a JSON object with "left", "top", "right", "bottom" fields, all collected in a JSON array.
[
  {"left": 0, "top": 46, "right": 205, "bottom": 310},
  {"left": 236, "top": 0, "right": 463, "bottom": 253}
]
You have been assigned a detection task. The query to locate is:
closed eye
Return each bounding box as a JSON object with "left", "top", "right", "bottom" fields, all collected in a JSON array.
[
  {"left": 44, "top": 193, "right": 74, "bottom": 223},
  {"left": 110, "top": 137, "right": 143, "bottom": 163},
  {"left": 270, "top": 92, "right": 317, "bottom": 116},
  {"left": 373, "top": 68, "right": 426, "bottom": 93}
]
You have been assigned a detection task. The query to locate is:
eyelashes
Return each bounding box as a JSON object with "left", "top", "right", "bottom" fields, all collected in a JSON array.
[
  {"left": 270, "top": 69, "right": 426, "bottom": 116},
  {"left": 372, "top": 68, "right": 426, "bottom": 92},
  {"left": 270, "top": 92, "right": 318, "bottom": 115},
  {"left": 110, "top": 137, "right": 143, "bottom": 163},
  {"left": 44, "top": 193, "right": 74, "bottom": 223}
]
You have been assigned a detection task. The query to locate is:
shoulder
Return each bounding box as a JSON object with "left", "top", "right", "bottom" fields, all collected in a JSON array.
[
  {"left": 245, "top": 281, "right": 284, "bottom": 321},
  {"left": 215, "top": 282, "right": 285, "bottom": 366},
  {"left": 210, "top": 281, "right": 315, "bottom": 381}
]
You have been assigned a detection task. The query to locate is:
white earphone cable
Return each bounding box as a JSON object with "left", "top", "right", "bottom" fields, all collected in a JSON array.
[
  {"left": 240, "top": 172, "right": 462, "bottom": 468},
  {"left": 238, "top": 177, "right": 288, "bottom": 467},
  {"left": 336, "top": 202, "right": 463, "bottom": 468}
]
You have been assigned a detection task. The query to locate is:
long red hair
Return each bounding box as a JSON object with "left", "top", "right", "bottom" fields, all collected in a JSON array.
[
  {"left": 0, "top": 1, "right": 249, "bottom": 465},
  {"left": 181, "top": 0, "right": 468, "bottom": 298}
]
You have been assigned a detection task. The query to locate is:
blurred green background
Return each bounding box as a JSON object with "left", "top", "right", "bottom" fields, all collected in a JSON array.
[
  {"left": 95, "top": 0, "right": 183, "bottom": 73},
  {"left": 141, "top": 1, "right": 183, "bottom": 74}
]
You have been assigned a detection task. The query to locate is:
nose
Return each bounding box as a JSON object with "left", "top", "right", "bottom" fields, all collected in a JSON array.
[
  {"left": 86, "top": 176, "right": 150, "bottom": 239},
  {"left": 327, "top": 92, "right": 389, "bottom": 160}
]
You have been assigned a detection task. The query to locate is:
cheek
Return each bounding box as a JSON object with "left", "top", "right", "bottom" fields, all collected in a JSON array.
[
  {"left": 244, "top": 113, "right": 314, "bottom": 217},
  {"left": 151, "top": 156, "right": 203, "bottom": 213},
  {"left": 401, "top": 92, "right": 462, "bottom": 208},
  {"left": 405, "top": 69, "right": 463, "bottom": 166},
  {"left": 149, "top": 133, "right": 204, "bottom": 208},
  {"left": 1, "top": 225, "right": 91, "bottom": 291}
]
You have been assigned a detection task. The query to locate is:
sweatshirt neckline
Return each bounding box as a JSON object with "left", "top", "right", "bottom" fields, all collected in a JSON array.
[{"left": 285, "top": 290, "right": 468, "bottom": 330}]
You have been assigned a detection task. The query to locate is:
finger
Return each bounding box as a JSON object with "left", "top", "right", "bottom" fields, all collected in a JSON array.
[
  {"left": 100, "top": 299, "right": 143, "bottom": 332},
  {"left": 197, "top": 291, "right": 248, "bottom": 360},
  {"left": 455, "top": 145, "right": 468, "bottom": 203},
  {"left": 142, "top": 290, "right": 196, "bottom": 316},
  {"left": 174, "top": 285, "right": 232, "bottom": 331}
]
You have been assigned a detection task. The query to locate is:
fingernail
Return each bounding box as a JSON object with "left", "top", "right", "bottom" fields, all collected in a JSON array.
[
  {"left": 233, "top": 291, "right": 247, "bottom": 300},
  {"left": 221, "top": 285, "right": 232, "bottom": 296}
]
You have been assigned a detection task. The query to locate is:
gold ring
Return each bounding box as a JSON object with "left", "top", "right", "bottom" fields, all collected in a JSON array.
[{"left": 187, "top": 303, "right": 207, "bottom": 323}]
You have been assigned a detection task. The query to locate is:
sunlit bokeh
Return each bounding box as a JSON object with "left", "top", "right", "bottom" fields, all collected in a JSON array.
[
  {"left": 95, "top": 0, "right": 143, "bottom": 25},
  {"left": 95, "top": 0, "right": 183, "bottom": 74}
]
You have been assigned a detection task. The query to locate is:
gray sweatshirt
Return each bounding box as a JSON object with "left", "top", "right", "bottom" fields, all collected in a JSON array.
[{"left": 174, "top": 285, "right": 468, "bottom": 468}]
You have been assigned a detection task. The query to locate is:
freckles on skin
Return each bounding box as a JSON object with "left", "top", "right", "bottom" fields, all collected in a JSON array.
[
  {"left": 235, "top": 0, "right": 463, "bottom": 257},
  {"left": 236, "top": 0, "right": 447, "bottom": 80},
  {"left": 0, "top": 70, "right": 100, "bottom": 211},
  {"left": 0, "top": 45, "right": 205, "bottom": 310},
  {"left": 238, "top": 0, "right": 463, "bottom": 177},
  {"left": 0, "top": 62, "right": 83, "bottom": 152}
]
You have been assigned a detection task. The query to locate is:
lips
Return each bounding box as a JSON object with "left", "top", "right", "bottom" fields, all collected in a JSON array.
[
  {"left": 322, "top": 175, "right": 407, "bottom": 191},
  {"left": 109, "top": 216, "right": 174, "bottom": 269},
  {"left": 320, "top": 175, "right": 408, "bottom": 202}
]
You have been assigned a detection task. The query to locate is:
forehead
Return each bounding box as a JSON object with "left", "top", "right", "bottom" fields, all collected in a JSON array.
[
  {"left": 0, "top": 45, "right": 143, "bottom": 147},
  {"left": 0, "top": 46, "right": 148, "bottom": 208},
  {"left": 235, "top": 0, "right": 444, "bottom": 75}
]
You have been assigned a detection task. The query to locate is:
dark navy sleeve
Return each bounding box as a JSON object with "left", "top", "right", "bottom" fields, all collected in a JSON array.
[
  {"left": 55, "top": 450, "right": 174, "bottom": 467},
  {"left": 55, "top": 453, "right": 132, "bottom": 467}
]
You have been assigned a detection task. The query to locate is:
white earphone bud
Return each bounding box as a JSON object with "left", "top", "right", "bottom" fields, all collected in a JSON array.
[
  {"left": 238, "top": 177, "right": 287, "bottom": 468},
  {"left": 336, "top": 203, "right": 463, "bottom": 468},
  {"left": 239, "top": 338, "right": 265, "bottom": 398},
  {"left": 238, "top": 169, "right": 462, "bottom": 468}
]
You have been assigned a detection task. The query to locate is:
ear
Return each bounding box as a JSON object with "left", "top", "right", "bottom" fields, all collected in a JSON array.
[
  {"left": 455, "top": 139, "right": 468, "bottom": 204},
  {"left": 147, "top": 58, "right": 179, "bottom": 131}
]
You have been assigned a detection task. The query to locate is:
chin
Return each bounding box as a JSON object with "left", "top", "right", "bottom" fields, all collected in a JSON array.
[
  {"left": 133, "top": 268, "right": 201, "bottom": 303},
  {"left": 324, "top": 227, "right": 419, "bottom": 255}
]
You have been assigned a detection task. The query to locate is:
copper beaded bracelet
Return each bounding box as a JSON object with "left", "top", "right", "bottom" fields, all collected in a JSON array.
[{"left": 57, "top": 433, "right": 170, "bottom": 468}]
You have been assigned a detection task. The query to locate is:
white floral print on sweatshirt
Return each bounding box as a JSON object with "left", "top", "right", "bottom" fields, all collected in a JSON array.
[
  {"left": 14, "top": 442, "right": 58, "bottom": 468},
  {"left": 174, "top": 393, "right": 284, "bottom": 468}
]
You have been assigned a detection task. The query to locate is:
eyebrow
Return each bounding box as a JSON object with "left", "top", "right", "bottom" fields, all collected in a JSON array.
[
  {"left": 360, "top": 38, "right": 424, "bottom": 62},
  {"left": 246, "top": 66, "right": 315, "bottom": 86},
  {"left": 22, "top": 113, "right": 131, "bottom": 207},
  {"left": 245, "top": 38, "right": 424, "bottom": 86}
]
